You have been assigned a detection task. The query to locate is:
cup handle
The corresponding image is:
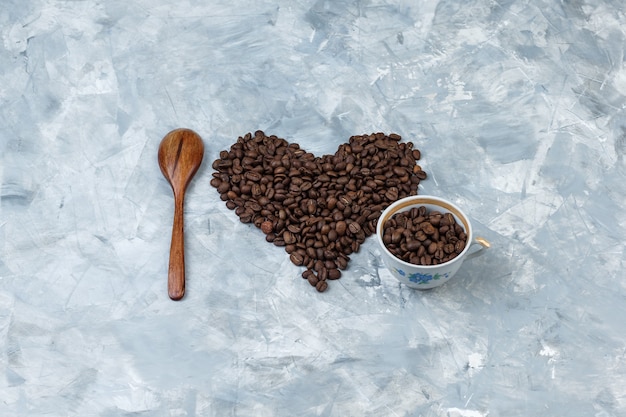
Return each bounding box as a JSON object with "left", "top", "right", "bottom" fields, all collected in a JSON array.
[{"left": 464, "top": 237, "right": 491, "bottom": 261}]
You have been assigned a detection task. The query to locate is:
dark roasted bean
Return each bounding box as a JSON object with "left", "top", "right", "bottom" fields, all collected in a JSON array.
[
  {"left": 308, "top": 273, "right": 319, "bottom": 287},
  {"left": 348, "top": 222, "right": 361, "bottom": 234},
  {"left": 335, "top": 220, "right": 347, "bottom": 236},
  {"left": 328, "top": 269, "right": 341, "bottom": 280},
  {"left": 316, "top": 280, "right": 328, "bottom": 292},
  {"left": 290, "top": 252, "right": 305, "bottom": 266},
  {"left": 283, "top": 231, "right": 297, "bottom": 245}
]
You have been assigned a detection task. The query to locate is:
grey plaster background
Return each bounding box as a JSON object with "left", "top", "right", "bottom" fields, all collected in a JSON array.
[{"left": 1, "top": 0, "right": 625, "bottom": 416}]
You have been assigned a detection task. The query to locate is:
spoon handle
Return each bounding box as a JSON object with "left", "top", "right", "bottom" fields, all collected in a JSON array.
[{"left": 168, "top": 194, "right": 186, "bottom": 300}]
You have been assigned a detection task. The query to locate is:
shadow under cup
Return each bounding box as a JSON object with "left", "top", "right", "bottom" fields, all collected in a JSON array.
[{"left": 376, "top": 195, "right": 490, "bottom": 289}]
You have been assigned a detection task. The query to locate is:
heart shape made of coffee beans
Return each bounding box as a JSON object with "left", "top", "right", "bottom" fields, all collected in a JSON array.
[{"left": 210, "top": 131, "right": 427, "bottom": 292}]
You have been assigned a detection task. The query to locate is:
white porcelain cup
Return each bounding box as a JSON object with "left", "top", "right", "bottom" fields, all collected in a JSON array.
[{"left": 376, "top": 195, "right": 490, "bottom": 289}]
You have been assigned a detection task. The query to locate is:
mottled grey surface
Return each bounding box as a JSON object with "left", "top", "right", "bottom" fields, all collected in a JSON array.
[{"left": 1, "top": 0, "right": 626, "bottom": 416}]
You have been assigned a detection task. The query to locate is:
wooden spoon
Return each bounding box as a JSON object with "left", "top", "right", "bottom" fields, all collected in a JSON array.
[{"left": 158, "top": 128, "right": 204, "bottom": 300}]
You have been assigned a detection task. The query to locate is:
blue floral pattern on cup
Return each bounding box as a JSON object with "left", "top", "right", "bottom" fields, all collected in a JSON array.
[{"left": 393, "top": 268, "right": 450, "bottom": 285}]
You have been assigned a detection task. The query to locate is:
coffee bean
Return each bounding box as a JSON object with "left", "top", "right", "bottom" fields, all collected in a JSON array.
[
  {"left": 429, "top": 212, "right": 442, "bottom": 226},
  {"left": 322, "top": 261, "right": 334, "bottom": 272},
  {"left": 328, "top": 269, "right": 341, "bottom": 280},
  {"left": 327, "top": 197, "right": 338, "bottom": 210},
  {"left": 336, "top": 220, "right": 347, "bottom": 236},
  {"left": 306, "top": 199, "right": 317, "bottom": 214},
  {"left": 308, "top": 273, "right": 319, "bottom": 287},
  {"left": 420, "top": 222, "right": 436, "bottom": 235},
  {"left": 406, "top": 240, "right": 421, "bottom": 251},
  {"left": 385, "top": 187, "right": 399, "bottom": 201},
  {"left": 336, "top": 256, "right": 348, "bottom": 270},
  {"left": 339, "top": 195, "right": 352, "bottom": 206},
  {"left": 316, "top": 280, "right": 328, "bottom": 292},
  {"left": 252, "top": 183, "right": 263, "bottom": 196},
  {"left": 245, "top": 171, "right": 262, "bottom": 182},
  {"left": 348, "top": 221, "right": 361, "bottom": 235},
  {"left": 247, "top": 202, "right": 262, "bottom": 213},
  {"left": 440, "top": 212, "right": 452, "bottom": 226},
  {"left": 391, "top": 229, "right": 403, "bottom": 244},
  {"left": 253, "top": 217, "right": 265, "bottom": 228},
  {"left": 216, "top": 181, "right": 230, "bottom": 195},
  {"left": 318, "top": 267, "right": 328, "bottom": 281},
  {"left": 287, "top": 224, "right": 302, "bottom": 234},
  {"left": 290, "top": 252, "right": 305, "bottom": 266},
  {"left": 426, "top": 242, "right": 437, "bottom": 254},
  {"left": 283, "top": 231, "right": 297, "bottom": 245},
  {"left": 239, "top": 212, "right": 253, "bottom": 223}
]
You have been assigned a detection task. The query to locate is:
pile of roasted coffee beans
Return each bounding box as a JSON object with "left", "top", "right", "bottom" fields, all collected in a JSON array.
[
  {"left": 382, "top": 206, "right": 467, "bottom": 266},
  {"left": 210, "top": 130, "right": 427, "bottom": 292}
]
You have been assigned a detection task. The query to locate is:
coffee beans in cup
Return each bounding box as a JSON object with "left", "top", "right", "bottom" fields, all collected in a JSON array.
[
  {"left": 381, "top": 205, "right": 467, "bottom": 266},
  {"left": 210, "top": 131, "right": 427, "bottom": 292}
]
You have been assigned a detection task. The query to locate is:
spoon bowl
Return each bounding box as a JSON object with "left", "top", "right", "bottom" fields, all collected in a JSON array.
[{"left": 158, "top": 128, "right": 204, "bottom": 300}]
